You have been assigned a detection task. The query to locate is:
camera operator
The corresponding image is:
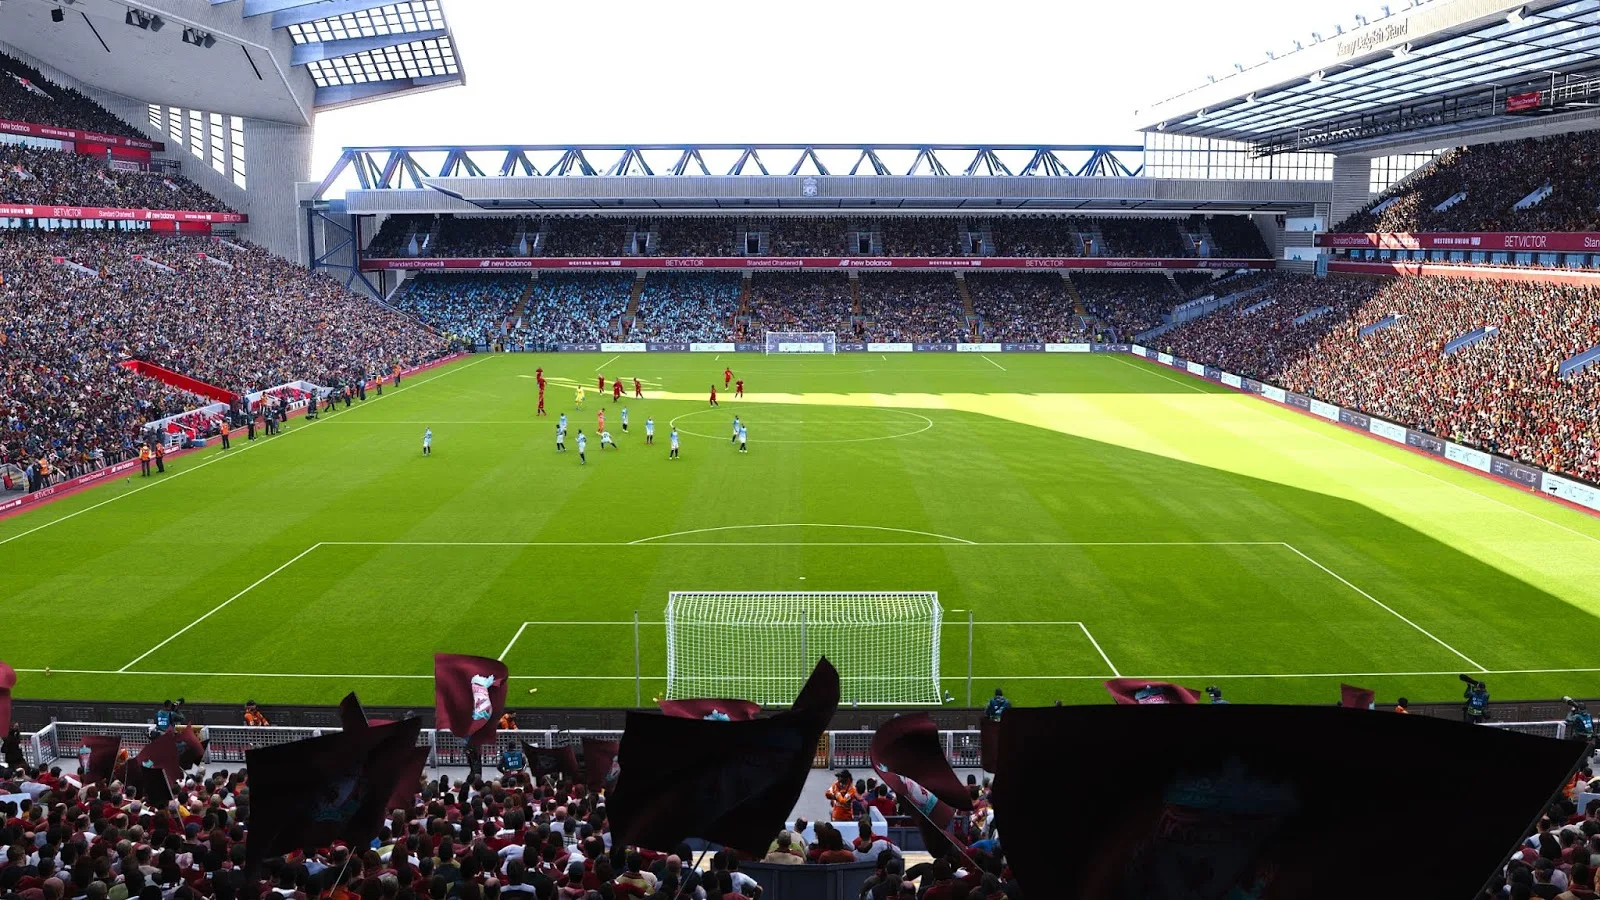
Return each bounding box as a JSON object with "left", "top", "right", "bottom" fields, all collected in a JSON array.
[
  {"left": 1566, "top": 697, "right": 1595, "bottom": 761},
  {"left": 154, "top": 698, "right": 186, "bottom": 735},
  {"left": 1460, "top": 675, "right": 1489, "bottom": 724}
]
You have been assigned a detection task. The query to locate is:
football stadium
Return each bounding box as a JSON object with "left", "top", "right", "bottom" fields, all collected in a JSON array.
[{"left": 5, "top": 0, "right": 1600, "bottom": 896}]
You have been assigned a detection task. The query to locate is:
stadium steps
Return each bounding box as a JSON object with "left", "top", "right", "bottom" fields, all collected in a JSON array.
[
  {"left": 625, "top": 273, "right": 646, "bottom": 320},
  {"left": 738, "top": 273, "right": 752, "bottom": 314},
  {"left": 1063, "top": 273, "right": 1087, "bottom": 317},
  {"left": 850, "top": 274, "right": 862, "bottom": 315},
  {"left": 954, "top": 272, "right": 976, "bottom": 317},
  {"left": 506, "top": 275, "right": 535, "bottom": 329}
]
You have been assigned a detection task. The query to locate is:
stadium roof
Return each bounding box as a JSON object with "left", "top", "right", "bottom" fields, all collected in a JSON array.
[
  {"left": 0, "top": 0, "right": 463, "bottom": 124},
  {"left": 1136, "top": 0, "right": 1600, "bottom": 156}
]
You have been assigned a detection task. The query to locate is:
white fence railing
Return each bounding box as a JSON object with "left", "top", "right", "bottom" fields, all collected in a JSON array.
[{"left": 17, "top": 720, "right": 1569, "bottom": 772}]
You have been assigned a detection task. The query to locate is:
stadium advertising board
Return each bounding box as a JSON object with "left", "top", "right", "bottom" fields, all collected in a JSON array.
[
  {"left": 1220, "top": 372, "right": 1243, "bottom": 389},
  {"left": 1309, "top": 399, "right": 1340, "bottom": 422},
  {"left": 1261, "top": 384, "right": 1288, "bottom": 403},
  {"left": 359, "top": 256, "right": 1276, "bottom": 272},
  {"left": 1004, "top": 343, "right": 1046, "bottom": 352},
  {"left": 1542, "top": 474, "right": 1600, "bottom": 513},
  {"left": 957, "top": 343, "right": 1002, "bottom": 352},
  {"left": 838, "top": 343, "right": 867, "bottom": 352},
  {"left": 1446, "top": 442, "right": 1493, "bottom": 473},
  {"left": 1130, "top": 344, "right": 1148, "bottom": 356},
  {"left": 1318, "top": 232, "right": 1600, "bottom": 253},
  {"left": 1157, "top": 352, "right": 1175, "bottom": 365},
  {"left": 1492, "top": 456, "right": 1542, "bottom": 488},
  {"left": 1506, "top": 91, "right": 1542, "bottom": 112},
  {"left": 600, "top": 343, "right": 646, "bottom": 353},
  {"left": 645, "top": 343, "right": 688, "bottom": 351},
  {"left": 1368, "top": 418, "right": 1408, "bottom": 444},
  {"left": 690, "top": 342, "right": 734, "bottom": 352},
  {"left": 868, "top": 343, "right": 913, "bottom": 352},
  {"left": 0, "top": 118, "right": 162, "bottom": 150},
  {"left": 1045, "top": 343, "right": 1092, "bottom": 353},
  {"left": 1186, "top": 361, "right": 1206, "bottom": 376},
  {"left": 0, "top": 204, "right": 246, "bottom": 223},
  {"left": 915, "top": 343, "right": 957, "bottom": 352},
  {"left": 1339, "top": 409, "right": 1370, "bottom": 430}
]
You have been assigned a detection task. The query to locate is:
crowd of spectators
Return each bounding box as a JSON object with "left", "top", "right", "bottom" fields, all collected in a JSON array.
[
  {"left": 0, "top": 52, "right": 147, "bottom": 141},
  {"left": 390, "top": 274, "right": 528, "bottom": 347},
  {"left": 650, "top": 218, "right": 739, "bottom": 257},
  {"left": 540, "top": 220, "right": 630, "bottom": 258},
  {"left": 520, "top": 274, "right": 632, "bottom": 343},
  {"left": 1, "top": 145, "right": 230, "bottom": 212},
  {"left": 744, "top": 273, "right": 856, "bottom": 337},
  {"left": 1070, "top": 273, "right": 1178, "bottom": 337},
  {"left": 879, "top": 219, "right": 959, "bottom": 257},
  {"left": 1336, "top": 132, "right": 1600, "bottom": 233},
  {"left": 766, "top": 219, "right": 849, "bottom": 257},
  {"left": 986, "top": 218, "right": 1088, "bottom": 257},
  {"left": 967, "top": 273, "right": 1089, "bottom": 342},
  {"left": 1096, "top": 218, "right": 1187, "bottom": 258},
  {"left": 433, "top": 219, "right": 527, "bottom": 259},
  {"left": 631, "top": 273, "right": 741, "bottom": 342},
  {"left": 859, "top": 274, "right": 966, "bottom": 342},
  {"left": 0, "top": 740, "right": 1012, "bottom": 900},
  {"left": 1196, "top": 215, "right": 1271, "bottom": 258},
  {"left": 0, "top": 230, "right": 447, "bottom": 475},
  {"left": 1159, "top": 273, "right": 1600, "bottom": 482}
]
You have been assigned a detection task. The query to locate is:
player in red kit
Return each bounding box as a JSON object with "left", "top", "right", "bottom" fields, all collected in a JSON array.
[
  {"left": 724, "top": 367, "right": 733, "bottom": 388},
  {"left": 735, "top": 379, "right": 744, "bottom": 398},
  {"left": 598, "top": 374, "right": 606, "bottom": 393},
  {"left": 709, "top": 385, "right": 719, "bottom": 407},
  {"left": 536, "top": 392, "right": 546, "bottom": 416},
  {"left": 613, "top": 379, "right": 623, "bottom": 403},
  {"left": 633, "top": 377, "right": 643, "bottom": 398},
  {"left": 536, "top": 366, "right": 544, "bottom": 381}
]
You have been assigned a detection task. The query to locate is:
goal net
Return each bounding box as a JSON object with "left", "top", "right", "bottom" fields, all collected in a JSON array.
[
  {"left": 665, "top": 592, "right": 942, "bottom": 705},
  {"left": 764, "top": 332, "right": 837, "bottom": 354}
]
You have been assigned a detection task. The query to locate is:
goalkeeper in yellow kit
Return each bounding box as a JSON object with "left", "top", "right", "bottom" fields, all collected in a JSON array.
[{"left": 575, "top": 385, "right": 586, "bottom": 409}]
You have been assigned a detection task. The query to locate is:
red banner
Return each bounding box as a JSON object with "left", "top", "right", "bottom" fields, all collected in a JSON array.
[
  {"left": 1328, "top": 259, "right": 1600, "bottom": 286},
  {"left": 0, "top": 117, "right": 162, "bottom": 150},
  {"left": 1506, "top": 91, "right": 1542, "bottom": 112},
  {"left": 360, "top": 256, "right": 1274, "bottom": 272},
  {"left": 1318, "top": 231, "right": 1600, "bottom": 253},
  {"left": 0, "top": 204, "right": 246, "bottom": 223}
]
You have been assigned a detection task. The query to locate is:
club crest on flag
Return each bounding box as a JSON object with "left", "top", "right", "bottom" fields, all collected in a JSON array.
[{"left": 311, "top": 766, "right": 367, "bottom": 823}]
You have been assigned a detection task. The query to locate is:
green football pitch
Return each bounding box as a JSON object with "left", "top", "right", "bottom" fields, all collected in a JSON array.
[{"left": 4, "top": 351, "right": 1600, "bottom": 710}]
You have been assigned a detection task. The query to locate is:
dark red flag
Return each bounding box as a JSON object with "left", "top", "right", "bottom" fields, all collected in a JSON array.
[
  {"left": 339, "top": 692, "right": 395, "bottom": 730},
  {"left": 0, "top": 661, "right": 13, "bottom": 732},
  {"left": 176, "top": 725, "right": 207, "bottom": 769},
  {"left": 609, "top": 658, "right": 840, "bottom": 854},
  {"left": 870, "top": 713, "right": 973, "bottom": 861},
  {"left": 245, "top": 717, "right": 426, "bottom": 868},
  {"left": 522, "top": 743, "right": 580, "bottom": 783},
  {"left": 1104, "top": 678, "right": 1202, "bottom": 705},
  {"left": 582, "top": 737, "right": 620, "bottom": 791},
  {"left": 434, "top": 654, "right": 508, "bottom": 747},
  {"left": 133, "top": 729, "right": 183, "bottom": 784},
  {"left": 1340, "top": 684, "right": 1376, "bottom": 710},
  {"left": 135, "top": 760, "right": 175, "bottom": 807},
  {"left": 658, "top": 698, "right": 762, "bottom": 721},
  {"left": 79, "top": 735, "right": 121, "bottom": 784},
  {"left": 991, "top": 704, "right": 1585, "bottom": 900},
  {"left": 979, "top": 718, "right": 1000, "bottom": 773},
  {"left": 341, "top": 693, "right": 422, "bottom": 813}
]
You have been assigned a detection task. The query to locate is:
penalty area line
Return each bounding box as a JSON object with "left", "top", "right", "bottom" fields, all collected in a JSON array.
[{"left": 979, "top": 355, "right": 1006, "bottom": 372}]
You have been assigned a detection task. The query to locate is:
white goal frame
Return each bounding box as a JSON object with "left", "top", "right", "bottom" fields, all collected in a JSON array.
[
  {"left": 764, "top": 332, "right": 837, "bottom": 355},
  {"left": 665, "top": 591, "right": 942, "bottom": 705}
]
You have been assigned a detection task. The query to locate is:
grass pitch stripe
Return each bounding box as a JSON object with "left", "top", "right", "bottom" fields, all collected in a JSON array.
[{"left": 1282, "top": 542, "right": 1487, "bottom": 672}]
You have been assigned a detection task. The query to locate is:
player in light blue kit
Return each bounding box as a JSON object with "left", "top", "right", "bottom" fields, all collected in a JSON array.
[
  {"left": 422, "top": 427, "right": 432, "bottom": 456},
  {"left": 731, "top": 415, "right": 741, "bottom": 444},
  {"left": 669, "top": 426, "right": 680, "bottom": 460},
  {"left": 620, "top": 407, "right": 630, "bottom": 434},
  {"left": 738, "top": 422, "right": 748, "bottom": 454},
  {"left": 576, "top": 429, "right": 587, "bottom": 465},
  {"left": 645, "top": 416, "right": 655, "bottom": 445},
  {"left": 559, "top": 412, "right": 567, "bottom": 432}
]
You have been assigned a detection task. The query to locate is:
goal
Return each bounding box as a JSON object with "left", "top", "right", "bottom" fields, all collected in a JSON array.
[
  {"left": 665, "top": 592, "right": 943, "bottom": 705},
  {"left": 764, "top": 332, "right": 837, "bottom": 354}
]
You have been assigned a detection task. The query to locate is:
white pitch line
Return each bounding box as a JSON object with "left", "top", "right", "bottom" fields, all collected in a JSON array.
[
  {"left": 1076, "top": 623, "right": 1121, "bottom": 677},
  {"left": 627, "top": 523, "right": 978, "bottom": 545},
  {"left": 595, "top": 355, "right": 620, "bottom": 370},
  {"left": 1280, "top": 542, "right": 1488, "bottom": 672},
  {"left": 318, "top": 539, "right": 1285, "bottom": 547},
  {"left": 118, "top": 543, "right": 323, "bottom": 672},
  {"left": 1109, "top": 354, "right": 1209, "bottom": 394},
  {"left": 498, "top": 622, "right": 530, "bottom": 660},
  {"left": 979, "top": 355, "right": 1006, "bottom": 372},
  {"left": 0, "top": 355, "right": 492, "bottom": 548}
]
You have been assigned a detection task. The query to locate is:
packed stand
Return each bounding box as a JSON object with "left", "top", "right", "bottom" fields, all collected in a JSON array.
[
  {"left": 1097, "top": 218, "right": 1187, "bottom": 258},
  {"left": 1197, "top": 215, "right": 1271, "bottom": 258},
  {"left": 389, "top": 274, "right": 528, "bottom": 347},
  {"left": 1172, "top": 271, "right": 1221, "bottom": 298},
  {"left": 968, "top": 273, "right": 1089, "bottom": 342},
  {"left": 1, "top": 145, "right": 231, "bottom": 212},
  {"left": 879, "top": 219, "right": 960, "bottom": 256},
  {"left": 520, "top": 273, "right": 631, "bottom": 343},
  {"left": 986, "top": 217, "right": 1088, "bottom": 257},
  {"left": 859, "top": 273, "right": 966, "bottom": 342},
  {"left": 1274, "top": 277, "right": 1600, "bottom": 482},
  {"left": 744, "top": 273, "right": 856, "bottom": 337},
  {"left": 0, "top": 231, "right": 445, "bottom": 478},
  {"left": 0, "top": 51, "right": 149, "bottom": 140},
  {"left": 1158, "top": 274, "right": 1380, "bottom": 379},
  {"left": 1336, "top": 132, "right": 1600, "bottom": 233},
  {"left": 651, "top": 217, "right": 738, "bottom": 256},
  {"left": 364, "top": 215, "right": 434, "bottom": 258},
  {"left": 1071, "top": 273, "right": 1178, "bottom": 336},
  {"left": 631, "top": 273, "right": 740, "bottom": 342},
  {"left": 538, "top": 219, "right": 628, "bottom": 257},
  {"left": 432, "top": 217, "right": 526, "bottom": 258},
  {"left": 766, "top": 218, "right": 850, "bottom": 256}
]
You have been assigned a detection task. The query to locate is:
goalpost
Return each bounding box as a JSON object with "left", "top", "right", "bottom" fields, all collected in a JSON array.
[
  {"left": 764, "top": 332, "right": 837, "bottom": 354},
  {"left": 665, "top": 592, "right": 943, "bottom": 705}
]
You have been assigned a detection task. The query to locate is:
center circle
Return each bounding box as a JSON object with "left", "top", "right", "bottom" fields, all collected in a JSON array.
[{"left": 667, "top": 403, "right": 933, "bottom": 444}]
